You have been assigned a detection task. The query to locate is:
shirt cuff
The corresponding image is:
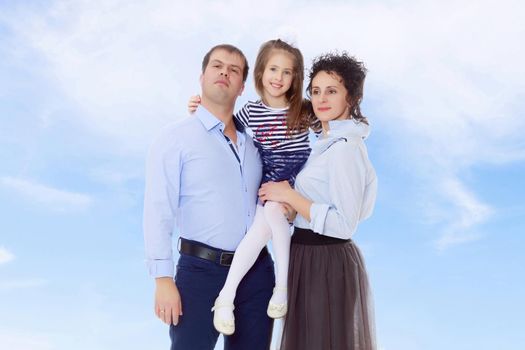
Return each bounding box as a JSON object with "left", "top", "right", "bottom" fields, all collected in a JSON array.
[
  {"left": 309, "top": 203, "right": 330, "bottom": 234},
  {"left": 147, "top": 259, "right": 174, "bottom": 278}
]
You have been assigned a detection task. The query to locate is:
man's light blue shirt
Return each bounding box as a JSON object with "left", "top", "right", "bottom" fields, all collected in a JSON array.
[{"left": 143, "top": 106, "right": 262, "bottom": 278}]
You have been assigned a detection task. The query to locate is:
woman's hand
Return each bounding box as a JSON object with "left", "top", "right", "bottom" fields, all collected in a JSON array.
[
  {"left": 187, "top": 95, "right": 201, "bottom": 114},
  {"left": 281, "top": 203, "right": 297, "bottom": 223},
  {"left": 258, "top": 181, "right": 293, "bottom": 203}
]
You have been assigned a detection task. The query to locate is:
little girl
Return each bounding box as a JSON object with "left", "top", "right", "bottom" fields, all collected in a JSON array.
[{"left": 189, "top": 39, "right": 317, "bottom": 335}]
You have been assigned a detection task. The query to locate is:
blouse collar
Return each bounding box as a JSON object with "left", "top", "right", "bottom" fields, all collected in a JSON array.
[{"left": 313, "top": 119, "right": 370, "bottom": 154}]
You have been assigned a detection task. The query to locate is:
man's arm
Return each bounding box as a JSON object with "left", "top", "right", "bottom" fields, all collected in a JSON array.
[{"left": 143, "top": 131, "right": 183, "bottom": 325}]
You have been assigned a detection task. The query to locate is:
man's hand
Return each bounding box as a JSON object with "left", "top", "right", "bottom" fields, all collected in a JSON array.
[{"left": 155, "top": 277, "right": 183, "bottom": 325}]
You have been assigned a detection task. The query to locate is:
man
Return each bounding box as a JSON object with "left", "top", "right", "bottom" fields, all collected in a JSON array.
[{"left": 143, "top": 44, "right": 275, "bottom": 350}]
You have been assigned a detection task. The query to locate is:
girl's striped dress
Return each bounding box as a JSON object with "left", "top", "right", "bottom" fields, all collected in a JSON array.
[{"left": 236, "top": 100, "right": 311, "bottom": 185}]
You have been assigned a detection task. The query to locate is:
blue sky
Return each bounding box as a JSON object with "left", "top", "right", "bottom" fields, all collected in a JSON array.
[{"left": 1, "top": 0, "right": 524, "bottom": 349}]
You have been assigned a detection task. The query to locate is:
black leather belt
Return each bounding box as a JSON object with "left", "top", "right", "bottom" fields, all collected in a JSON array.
[
  {"left": 178, "top": 238, "right": 269, "bottom": 266},
  {"left": 292, "top": 227, "right": 351, "bottom": 245}
]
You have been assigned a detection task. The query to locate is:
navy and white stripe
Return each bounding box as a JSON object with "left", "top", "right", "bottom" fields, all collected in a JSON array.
[{"left": 236, "top": 100, "right": 311, "bottom": 185}]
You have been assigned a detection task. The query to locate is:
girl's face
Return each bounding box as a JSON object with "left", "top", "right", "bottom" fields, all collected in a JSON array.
[
  {"left": 261, "top": 50, "right": 294, "bottom": 104},
  {"left": 310, "top": 70, "right": 350, "bottom": 123}
]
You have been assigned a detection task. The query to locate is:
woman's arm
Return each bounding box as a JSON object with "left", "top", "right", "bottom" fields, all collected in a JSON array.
[
  {"left": 260, "top": 139, "right": 375, "bottom": 239},
  {"left": 313, "top": 140, "right": 371, "bottom": 239}
]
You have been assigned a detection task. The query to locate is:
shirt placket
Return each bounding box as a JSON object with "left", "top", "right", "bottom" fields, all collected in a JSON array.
[{"left": 218, "top": 128, "right": 252, "bottom": 233}]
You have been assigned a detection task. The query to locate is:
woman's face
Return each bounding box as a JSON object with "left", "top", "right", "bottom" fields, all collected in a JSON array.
[{"left": 310, "top": 70, "right": 350, "bottom": 123}]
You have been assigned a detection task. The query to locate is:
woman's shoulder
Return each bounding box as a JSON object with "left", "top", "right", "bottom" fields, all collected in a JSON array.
[{"left": 324, "top": 135, "right": 368, "bottom": 164}]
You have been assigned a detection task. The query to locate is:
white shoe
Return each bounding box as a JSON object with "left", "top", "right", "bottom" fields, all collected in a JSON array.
[
  {"left": 267, "top": 287, "right": 287, "bottom": 319},
  {"left": 211, "top": 298, "right": 235, "bottom": 335}
]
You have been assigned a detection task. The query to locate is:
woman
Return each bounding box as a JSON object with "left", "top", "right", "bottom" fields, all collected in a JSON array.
[{"left": 258, "top": 52, "right": 378, "bottom": 350}]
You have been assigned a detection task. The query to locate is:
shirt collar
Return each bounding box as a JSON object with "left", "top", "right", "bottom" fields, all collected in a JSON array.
[
  {"left": 195, "top": 106, "right": 245, "bottom": 133},
  {"left": 313, "top": 119, "right": 370, "bottom": 154},
  {"left": 324, "top": 119, "right": 370, "bottom": 139}
]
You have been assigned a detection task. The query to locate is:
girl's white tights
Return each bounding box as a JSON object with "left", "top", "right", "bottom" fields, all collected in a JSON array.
[{"left": 215, "top": 202, "right": 291, "bottom": 322}]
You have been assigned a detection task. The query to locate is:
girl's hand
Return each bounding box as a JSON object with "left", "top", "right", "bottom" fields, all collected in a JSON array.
[
  {"left": 187, "top": 95, "right": 201, "bottom": 114},
  {"left": 258, "top": 181, "right": 292, "bottom": 203}
]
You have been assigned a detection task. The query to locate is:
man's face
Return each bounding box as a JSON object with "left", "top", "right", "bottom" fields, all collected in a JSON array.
[{"left": 200, "top": 49, "right": 245, "bottom": 106}]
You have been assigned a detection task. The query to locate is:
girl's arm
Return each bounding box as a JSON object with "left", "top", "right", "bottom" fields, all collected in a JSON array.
[{"left": 187, "top": 95, "right": 201, "bottom": 113}]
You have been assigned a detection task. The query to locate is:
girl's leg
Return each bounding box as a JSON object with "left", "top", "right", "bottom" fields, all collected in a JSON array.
[
  {"left": 215, "top": 205, "right": 272, "bottom": 326},
  {"left": 263, "top": 201, "right": 291, "bottom": 307}
]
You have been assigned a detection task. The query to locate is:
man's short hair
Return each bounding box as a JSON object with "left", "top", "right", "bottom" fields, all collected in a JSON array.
[{"left": 201, "top": 44, "right": 249, "bottom": 82}]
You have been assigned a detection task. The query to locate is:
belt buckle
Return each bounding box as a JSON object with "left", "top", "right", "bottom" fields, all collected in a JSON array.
[{"left": 219, "top": 252, "right": 234, "bottom": 266}]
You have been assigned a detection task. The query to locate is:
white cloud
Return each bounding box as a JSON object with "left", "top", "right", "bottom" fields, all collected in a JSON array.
[
  {"left": 0, "top": 176, "right": 93, "bottom": 212},
  {"left": 435, "top": 178, "right": 494, "bottom": 249},
  {"left": 0, "top": 278, "right": 49, "bottom": 291},
  {"left": 0, "top": 246, "right": 15, "bottom": 265},
  {"left": 89, "top": 166, "right": 141, "bottom": 186},
  {"left": 0, "top": 331, "right": 54, "bottom": 350}
]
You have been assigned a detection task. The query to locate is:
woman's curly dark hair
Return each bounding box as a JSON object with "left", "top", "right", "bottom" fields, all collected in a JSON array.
[{"left": 306, "top": 52, "right": 368, "bottom": 124}]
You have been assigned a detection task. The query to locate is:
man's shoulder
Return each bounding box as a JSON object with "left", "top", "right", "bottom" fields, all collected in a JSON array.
[
  {"left": 150, "top": 117, "right": 202, "bottom": 151},
  {"left": 160, "top": 116, "right": 202, "bottom": 137}
]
